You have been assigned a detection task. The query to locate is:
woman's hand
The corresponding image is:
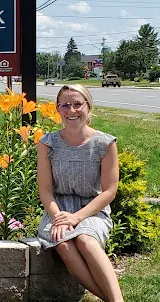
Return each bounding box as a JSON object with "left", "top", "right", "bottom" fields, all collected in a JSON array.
[
  {"left": 53, "top": 211, "right": 80, "bottom": 227},
  {"left": 51, "top": 224, "right": 74, "bottom": 242}
]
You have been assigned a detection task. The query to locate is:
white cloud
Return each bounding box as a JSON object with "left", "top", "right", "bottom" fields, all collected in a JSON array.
[
  {"left": 36, "top": 12, "right": 98, "bottom": 53},
  {"left": 37, "top": 12, "right": 97, "bottom": 35},
  {"left": 119, "top": 10, "right": 148, "bottom": 34},
  {"left": 68, "top": 1, "right": 91, "bottom": 15}
]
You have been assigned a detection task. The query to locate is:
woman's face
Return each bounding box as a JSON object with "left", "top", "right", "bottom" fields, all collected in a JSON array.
[{"left": 57, "top": 90, "right": 90, "bottom": 129}]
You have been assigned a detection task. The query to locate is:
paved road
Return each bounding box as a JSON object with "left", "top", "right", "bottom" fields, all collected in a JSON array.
[{"left": 0, "top": 81, "right": 160, "bottom": 113}]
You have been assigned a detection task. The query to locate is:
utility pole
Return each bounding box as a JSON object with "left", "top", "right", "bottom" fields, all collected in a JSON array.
[
  {"left": 101, "top": 37, "right": 106, "bottom": 73},
  {"left": 21, "top": 0, "right": 36, "bottom": 126},
  {"left": 60, "top": 65, "right": 63, "bottom": 81},
  {"left": 47, "top": 56, "right": 50, "bottom": 79}
]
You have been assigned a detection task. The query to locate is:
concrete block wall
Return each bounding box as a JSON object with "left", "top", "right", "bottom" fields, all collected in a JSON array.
[{"left": 0, "top": 238, "right": 84, "bottom": 302}]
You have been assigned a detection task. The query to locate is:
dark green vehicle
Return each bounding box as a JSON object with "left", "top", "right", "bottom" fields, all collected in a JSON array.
[{"left": 102, "top": 74, "right": 121, "bottom": 87}]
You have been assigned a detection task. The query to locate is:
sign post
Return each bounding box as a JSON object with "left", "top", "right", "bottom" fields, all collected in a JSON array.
[
  {"left": 56, "top": 61, "right": 65, "bottom": 80},
  {"left": 0, "top": 0, "right": 21, "bottom": 76},
  {"left": 21, "top": 0, "right": 36, "bottom": 125}
]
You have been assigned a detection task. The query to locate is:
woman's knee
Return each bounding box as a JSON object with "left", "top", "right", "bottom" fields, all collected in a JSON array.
[
  {"left": 55, "top": 240, "right": 75, "bottom": 263},
  {"left": 75, "top": 235, "right": 99, "bottom": 255}
]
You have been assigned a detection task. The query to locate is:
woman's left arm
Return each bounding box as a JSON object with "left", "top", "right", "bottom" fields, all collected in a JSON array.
[
  {"left": 75, "top": 141, "right": 119, "bottom": 222},
  {"left": 53, "top": 142, "right": 119, "bottom": 226}
]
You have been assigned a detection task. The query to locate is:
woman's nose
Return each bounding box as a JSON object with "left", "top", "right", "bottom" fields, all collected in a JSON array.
[{"left": 69, "top": 105, "right": 76, "bottom": 112}]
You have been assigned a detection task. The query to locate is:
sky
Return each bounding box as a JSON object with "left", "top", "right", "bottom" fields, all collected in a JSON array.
[{"left": 36, "top": 0, "right": 160, "bottom": 56}]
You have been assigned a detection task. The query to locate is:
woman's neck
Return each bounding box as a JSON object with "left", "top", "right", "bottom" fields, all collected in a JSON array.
[{"left": 60, "top": 126, "right": 95, "bottom": 145}]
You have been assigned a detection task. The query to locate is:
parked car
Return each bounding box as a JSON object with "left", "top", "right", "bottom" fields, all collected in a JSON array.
[
  {"left": 44, "top": 78, "right": 55, "bottom": 86},
  {"left": 102, "top": 74, "right": 121, "bottom": 87}
]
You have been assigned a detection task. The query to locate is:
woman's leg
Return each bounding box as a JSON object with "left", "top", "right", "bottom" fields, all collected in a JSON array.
[
  {"left": 55, "top": 240, "right": 107, "bottom": 301},
  {"left": 75, "top": 235, "right": 124, "bottom": 302}
]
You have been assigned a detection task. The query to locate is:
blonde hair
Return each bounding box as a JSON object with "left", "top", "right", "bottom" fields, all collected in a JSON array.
[
  {"left": 56, "top": 84, "right": 93, "bottom": 124},
  {"left": 56, "top": 84, "right": 93, "bottom": 109}
]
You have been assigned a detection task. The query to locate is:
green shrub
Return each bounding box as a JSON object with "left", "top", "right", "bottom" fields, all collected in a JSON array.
[
  {"left": 134, "top": 77, "right": 141, "bottom": 82},
  {"left": 106, "top": 151, "right": 160, "bottom": 255},
  {"left": 149, "top": 66, "right": 160, "bottom": 82},
  {"left": 22, "top": 206, "right": 43, "bottom": 238}
]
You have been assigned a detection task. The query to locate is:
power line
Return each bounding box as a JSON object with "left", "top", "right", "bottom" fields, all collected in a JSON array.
[
  {"left": 37, "top": 1, "right": 51, "bottom": 10},
  {"left": 38, "top": 39, "right": 160, "bottom": 50},
  {"left": 54, "top": 4, "right": 160, "bottom": 9},
  {"left": 37, "top": 0, "right": 57, "bottom": 12},
  {"left": 39, "top": 42, "right": 116, "bottom": 49},
  {"left": 36, "top": 14, "right": 159, "bottom": 20},
  {"left": 37, "top": 27, "right": 160, "bottom": 39},
  {"left": 64, "top": 0, "right": 160, "bottom": 2}
]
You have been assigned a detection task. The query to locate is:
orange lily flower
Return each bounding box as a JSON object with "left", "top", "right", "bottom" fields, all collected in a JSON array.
[
  {"left": 33, "top": 129, "right": 45, "bottom": 144},
  {"left": 48, "top": 111, "right": 62, "bottom": 124},
  {"left": 6, "top": 89, "right": 26, "bottom": 108},
  {"left": 0, "top": 95, "right": 14, "bottom": 114},
  {"left": 22, "top": 99, "right": 37, "bottom": 115},
  {"left": 38, "top": 101, "right": 61, "bottom": 124},
  {"left": 14, "top": 126, "right": 30, "bottom": 143},
  {"left": 37, "top": 103, "right": 49, "bottom": 118},
  {"left": 47, "top": 102, "right": 56, "bottom": 114},
  {"left": 0, "top": 155, "right": 14, "bottom": 169},
  {"left": 47, "top": 101, "right": 61, "bottom": 124}
]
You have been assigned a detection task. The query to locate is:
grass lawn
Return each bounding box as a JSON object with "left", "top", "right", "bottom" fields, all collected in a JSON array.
[
  {"left": 80, "top": 237, "right": 160, "bottom": 302},
  {"left": 120, "top": 238, "right": 160, "bottom": 302},
  {"left": 91, "top": 107, "right": 160, "bottom": 197},
  {"left": 57, "top": 78, "right": 160, "bottom": 88}
]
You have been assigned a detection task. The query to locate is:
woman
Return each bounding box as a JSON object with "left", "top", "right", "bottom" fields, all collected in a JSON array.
[{"left": 37, "top": 84, "right": 124, "bottom": 302}]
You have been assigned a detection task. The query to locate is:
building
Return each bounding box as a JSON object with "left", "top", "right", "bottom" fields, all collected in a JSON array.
[
  {"left": 81, "top": 54, "right": 100, "bottom": 71},
  {"left": 81, "top": 54, "right": 103, "bottom": 78}
]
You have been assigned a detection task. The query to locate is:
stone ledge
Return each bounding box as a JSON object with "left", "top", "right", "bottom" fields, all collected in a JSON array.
[
  {"left": 0, "top": 277, "right": 29, "bottom": 302},
  {"left": 30, "top": 273, "right": 84, "bottom": 302},
  {"left": 20, "top": 238, "right": 66, "bottom": 275},
  {"left": 0, "top": 238, "right": 85, "bottom": 302},
  {"left": 0, "top": 241, "right": 29, "bottom": 278}
]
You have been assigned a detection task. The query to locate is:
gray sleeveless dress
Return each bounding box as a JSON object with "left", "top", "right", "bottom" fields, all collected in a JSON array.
[{"left": 38, "top": 130, "right": 116, "bottom": 249}]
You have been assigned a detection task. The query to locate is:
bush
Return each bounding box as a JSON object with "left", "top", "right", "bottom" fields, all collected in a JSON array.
[
  {"left": 149, "top": 66, "right": 160, "bottom": 82},
  {"left": 106, "top": 151, "right": 160, "bottom": 256},
  {"left": 134, "top": 77, "right": 141, "bottom": 82}
]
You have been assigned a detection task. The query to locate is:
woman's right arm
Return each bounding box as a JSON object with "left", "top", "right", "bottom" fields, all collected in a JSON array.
[{"left": 37, "top": 141, "right": 60, "bottom": 219}]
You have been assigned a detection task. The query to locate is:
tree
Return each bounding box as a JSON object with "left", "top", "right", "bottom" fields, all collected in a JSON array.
[
  {"left": 115, "top": 40, "right": 140, "bottom": 79},
  {"left": 103, "top": 52, "right": 117, "bottom": 74},
  {"left": 36, "top": 52, "right": 62, "bottom": 78},
  {"left": 64, "top": 38, "right": 81, "bottom": 65},
  {"left": 136, "top": 24, "right": 160, "bottom": 72},
  {"left": 64, "top": 57, "right": 84, "bottom": 78}
]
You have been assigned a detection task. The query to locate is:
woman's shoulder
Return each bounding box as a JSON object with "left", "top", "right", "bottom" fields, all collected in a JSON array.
[
  {"left": 95, "top": 130, "right": 117, "bottom": 144},
  {"left": 39, "top": 130, "right": 59, "bottom": 147},
  {"left": 93, "top": 130, "right": 117, "bottom": 159}
]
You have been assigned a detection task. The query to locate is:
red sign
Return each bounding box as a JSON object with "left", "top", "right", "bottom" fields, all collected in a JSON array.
[
  {"left": 0, "top": 0, "right": 21, "bottom": 76},
  {"left": 93, "top": 59, "right": 103, "bottom": 68}
]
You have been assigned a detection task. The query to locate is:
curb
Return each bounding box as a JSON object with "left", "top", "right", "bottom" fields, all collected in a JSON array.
[
  {"left": 55, "top": 84, "right": 160, "bottom": 90},
  {"left": 144, "top": 197, "right": 160, "bottom": 204},
  {"left": 84, "top": 86, "right": 160, "bottom": 90}
]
